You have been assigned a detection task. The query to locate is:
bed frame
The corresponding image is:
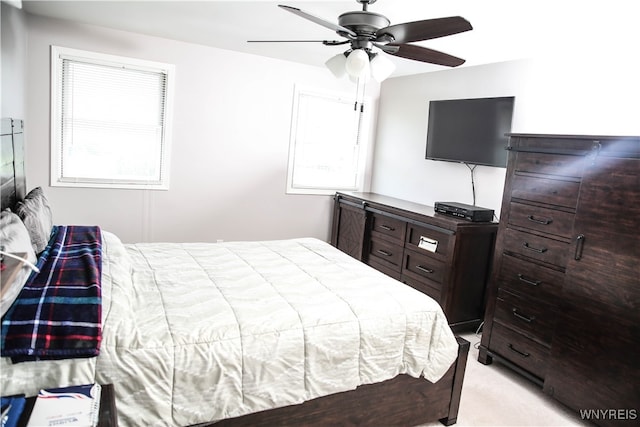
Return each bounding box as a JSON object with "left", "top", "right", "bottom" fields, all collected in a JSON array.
[
  {"left": 1, "top": 117, "right": 470, "bottom": 426},
  {"left": 1, "top": 118, "right": 26, "bottom": 211},
  {"left": 202, "top": 337, "right": 469, "bottom": 427}
]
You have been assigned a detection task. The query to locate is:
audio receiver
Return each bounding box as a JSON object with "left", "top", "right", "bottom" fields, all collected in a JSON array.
[{"left": 434, "top": 201, "right": 494, "bottom": 222}]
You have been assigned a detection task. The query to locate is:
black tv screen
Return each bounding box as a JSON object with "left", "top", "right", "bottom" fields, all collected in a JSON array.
[{"left": 425, "top": 96, "right": 515, "bottom": 167}]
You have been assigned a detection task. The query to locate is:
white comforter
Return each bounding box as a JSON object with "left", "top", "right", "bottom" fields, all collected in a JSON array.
[{"left": 1, "top": 232, "right": 458, "bottom": 426}]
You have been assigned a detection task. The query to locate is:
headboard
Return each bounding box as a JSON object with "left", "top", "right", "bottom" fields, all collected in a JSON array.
[{"left": 0, "top": 118, "right": 26, "bottom": 211}]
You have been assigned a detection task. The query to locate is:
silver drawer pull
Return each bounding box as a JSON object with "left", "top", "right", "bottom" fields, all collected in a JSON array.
[
  {"left": 512, "top": 308, "right": 535, "bottom": 323},
  {"left": 508, "top": 344, "right": 530, "bottom": 358},
  {"left": 517, "top": 274, "right": 541, "bottom": 286},
  {"left": 418, "top": 236, "right": 438, "bottom": 253},
  {"left": 527, "top": 215, "right": 553, "bottom": 225},
  {"left": 379, "top": 224, "right": 395, "bottom": 231},
  {"left": 574, "top": 234, "right": 585, "bottom": 260},
  {"left": 523, "top": 242, "right": 547, "bottom": 253},
  {"left": 377, "top": 249, "right": 392, "bottom": 257},
  {"left": 416, "top": 265, "right": 434, "bottom": 274}
]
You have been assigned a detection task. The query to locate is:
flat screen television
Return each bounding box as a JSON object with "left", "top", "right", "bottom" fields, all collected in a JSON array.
[{"left": 425, "top": 96, "right": 515, "bottom": 167}]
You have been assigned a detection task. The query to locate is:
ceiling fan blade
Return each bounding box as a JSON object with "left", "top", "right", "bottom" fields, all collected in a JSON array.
[
  {"left": 388, "top": 44, "right": 466, "bottom": 67},
  {"left": 278, "top": 5, "right": 356, "bottom": 38},
  {"left": 374, "top": 43, "right": 400, "bottom": 54},
  {"left": 247, "top": 40, "right": 349, "bottom": 46},
  {"left": 377, "top": 16, "right": 472, "bottom": 44}
]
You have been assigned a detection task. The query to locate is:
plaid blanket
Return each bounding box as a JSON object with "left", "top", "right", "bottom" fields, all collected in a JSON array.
[{"left": 1, "top": 226, "right": 102, "bottom": 362}]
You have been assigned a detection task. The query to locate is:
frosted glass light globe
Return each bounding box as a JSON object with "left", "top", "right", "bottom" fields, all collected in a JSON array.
[
  {"left": 370, "top": 54, "right": 395, "bottom": 82},
  {"left": 325, "top": 53, "right": 347, "bottom": 78},
  {"left": 345, "top": 49, "right": 370, "bottom": 78}
]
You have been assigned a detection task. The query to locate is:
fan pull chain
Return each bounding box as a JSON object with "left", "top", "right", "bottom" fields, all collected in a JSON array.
[
  {"left": 355, "top": 101, "right": 365, "bottom": 146},
  {"left": 353, "top": 76, "right": 366, "bottom": 147},
  {"left": 354, "top": 76, "right": 367, "bottom": 111}
]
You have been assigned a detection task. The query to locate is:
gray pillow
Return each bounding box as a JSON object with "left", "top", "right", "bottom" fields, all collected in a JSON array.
[
  {"left": 0, "top": 210, "right": 38, "bottom": 317},
  {"left": 15, "top": 187, "right": 53, "bottom": 254}
]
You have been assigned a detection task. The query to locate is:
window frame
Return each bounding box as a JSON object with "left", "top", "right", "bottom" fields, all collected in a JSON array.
[
  {"left": 50, "top": 45, "right": 175, "bottom": 190},
  {"left": 285, "top": 85, "right": 372, "bottom": 196}
]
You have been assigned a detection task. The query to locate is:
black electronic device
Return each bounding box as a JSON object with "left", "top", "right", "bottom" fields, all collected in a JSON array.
[
  {"left": 426, "top": 96, "right": 515, "bottom": 167},
  {"left": 434, "top": 201, "right": 494, "bottom": 222}
]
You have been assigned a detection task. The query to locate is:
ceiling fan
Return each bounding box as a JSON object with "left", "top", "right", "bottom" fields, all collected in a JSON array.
[{"left": 249, "top": 0, "right": 472, "bottom": 81}]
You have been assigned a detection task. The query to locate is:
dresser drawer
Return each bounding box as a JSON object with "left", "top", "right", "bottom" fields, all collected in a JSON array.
[
  {"left": 514, "top": 151, "right": 584, "bottom": 177},
  {"left": 402, "top": 275, "right": 441, "bottom": 302},
  {"left": 497, "top": 254, "right": 564, "bottom": 302},
  {"left": 503, "top": 228, "right": 569, "bottom": 268},
  {"left": 511, "top": 174, "right": 580, "bottom": 209},
  {"left": 405, "top": 223, "right": 451, "bottom": 259},
  {"left": 368, "top": 259, "right": 402, "bottom": 280},
  {"left": 403, "top": 249, "right": 446, "bottom": 284},
  {"left": 494, "top": 289, "right": 556, "bottom": 345},
  {"left": 368, "top": 237, "right": 403, "bottom": 272},
  {"left": 489, "top": 323, "right": 549, "bottom": 379},
  {"left": 508, "top": 202, "right": 574, "bottom": 239},
  {"left": 370, "top": 213, "right": 406, "bottom": 242}
]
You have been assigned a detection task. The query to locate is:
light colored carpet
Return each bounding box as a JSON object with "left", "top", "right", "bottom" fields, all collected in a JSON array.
[{"left": 420, "top": 332, "right": 587, "bottom": 427}]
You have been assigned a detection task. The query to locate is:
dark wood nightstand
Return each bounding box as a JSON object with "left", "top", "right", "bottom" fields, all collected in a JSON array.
[{"left": 16, "top": 383, "right": 118, "bottom": 427}]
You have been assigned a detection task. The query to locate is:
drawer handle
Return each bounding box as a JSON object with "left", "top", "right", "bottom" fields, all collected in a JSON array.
[
  {"left": 574, "top": 234, "right": 585, "bottom": 260},
  {"left": 523, "top": 242, "right": 547, "bottom": 253},
  {"left": 379, "top": 224, "right": 395, "bottom": 231},
  {"left": 527, "top": 215, "right": 553, "bottom": 225},
  {"left": 517, "top": 274, "right": 541, "bottom": 286},
  {"left": 508, "top": 344, "right": 530, "bottom": 358},
  {"left": 512, "top": 308, "right": 535, "bottom": 323},
  {"left": 416, "top": 265, "right": 434, "bottom": 274},
  {"left": 377, "top": 249, "right": 392, "bottom": 257}
]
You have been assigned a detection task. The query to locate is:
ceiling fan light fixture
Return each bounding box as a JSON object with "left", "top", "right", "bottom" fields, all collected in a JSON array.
[
  {"left": 345, "top": 48, "right": 370, "bottom": 78},
  {"left": 370, "top": 53, "right": 395, "bottom": 82},
  {"left": 264, "top": 2, "right": 472, "bottom": 81},
  {"left": 348, "top": 64, "right": 370, "bottom": 83},
  {"left": 325, "top": 53, "right": 348, "bottom": 78}
]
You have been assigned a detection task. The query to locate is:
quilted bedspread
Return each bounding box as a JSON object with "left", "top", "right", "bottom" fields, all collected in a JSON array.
[{"left": 1, "top": 232, "right": 458, "bottom": 426}]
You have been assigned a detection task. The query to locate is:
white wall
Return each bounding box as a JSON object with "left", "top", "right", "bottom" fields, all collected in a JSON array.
[
  {"left": 372, "top": 55, "right": 640, "bottom": 218},
  {"left": 1, "top": 2, "right": 27, "bottom": 118},
  {"left": 20, "top": 13, "right": 379, "bottom": 243},
  {"left": 11, "top": 5, "right": 639, "bottom": 241}
]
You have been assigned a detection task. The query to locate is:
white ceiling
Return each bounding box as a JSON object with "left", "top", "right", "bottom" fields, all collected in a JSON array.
[{"left": 18, "top": 0, "right": 640, "bottom": 78}]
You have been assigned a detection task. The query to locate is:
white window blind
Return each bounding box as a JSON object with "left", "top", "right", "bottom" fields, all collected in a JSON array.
[
  {"left": 51, "top": 46, "right": 174, "bottom": 189},
  {"left": 286, "top": 86, "right": 370, "bottom": 195}
]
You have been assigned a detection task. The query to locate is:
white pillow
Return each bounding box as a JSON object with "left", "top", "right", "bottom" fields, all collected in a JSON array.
[
  {"left": 15, "top": 187, "right": 53, "bottom": 254},
  {"left": 0, "top": 210, "right": 38, "bottom": 317}
]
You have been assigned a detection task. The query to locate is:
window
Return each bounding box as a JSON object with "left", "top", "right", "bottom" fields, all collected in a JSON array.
[
  {"left": 286, "top": 86, "right": 371, "bottom": 195},
  {"left": 50, "top": 46, "right": 174, "bottom": 189}
]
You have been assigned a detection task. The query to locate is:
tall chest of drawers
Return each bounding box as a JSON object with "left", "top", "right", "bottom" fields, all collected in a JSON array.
[
  {"left": 331, "top": 192, "right": 498, "bottom": 331},
  {"left": 478, "top": 133, "right": 640, "bottom": 425}
]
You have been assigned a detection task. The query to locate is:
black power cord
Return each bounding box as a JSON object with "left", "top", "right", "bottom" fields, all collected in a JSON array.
[{"left": 464, "top": 163, "right": 477, "bottom": 205}]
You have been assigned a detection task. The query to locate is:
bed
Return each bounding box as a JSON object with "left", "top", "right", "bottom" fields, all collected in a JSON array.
[{"left": 1, "top": 117, "right": 469, "bottom": 427}]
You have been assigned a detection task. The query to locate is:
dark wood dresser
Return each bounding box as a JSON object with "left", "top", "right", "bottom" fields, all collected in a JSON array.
[
  {"left": 478, "top": 133, "right": 640, "bottom": 426},
  {"left": 331, "top": 192, "right": 498, "bottom": 331}
]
